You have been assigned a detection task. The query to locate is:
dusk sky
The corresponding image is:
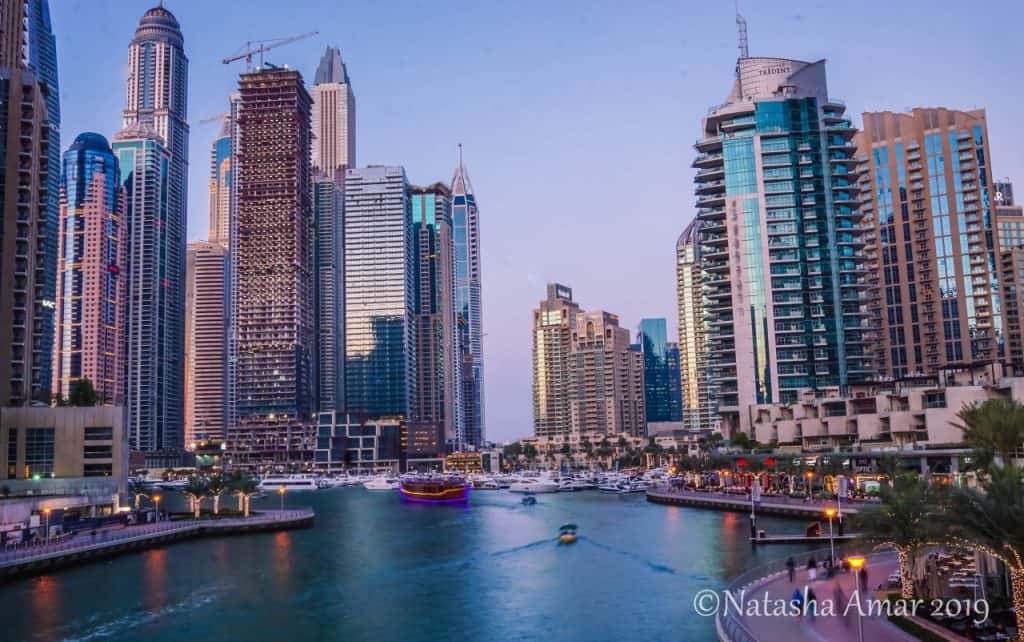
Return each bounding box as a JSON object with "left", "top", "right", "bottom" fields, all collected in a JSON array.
[{"left": 52, "top": 0, "right": 1024, "bottom": 442}]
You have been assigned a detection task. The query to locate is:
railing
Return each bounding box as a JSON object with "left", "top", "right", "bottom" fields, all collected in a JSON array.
[{"left": 0, "top": 509, "right": 313, "bottom": 566}]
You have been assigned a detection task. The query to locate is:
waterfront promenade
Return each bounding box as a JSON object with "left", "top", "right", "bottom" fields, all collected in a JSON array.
[
  {"left": 647, "top": 487, "right": 866, "bottom": 518},
  {"left": 0, "top": 508, "right": 313, "bottom": 579},
  {"left": 718, "top": 550, "right": 916, "bottom": 642}
]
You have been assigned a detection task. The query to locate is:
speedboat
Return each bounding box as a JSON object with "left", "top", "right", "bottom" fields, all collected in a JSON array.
[
  {"left": 558, "top": 523, "right": 578, "bottom": 544},
  {"left": 257, "top": 474, "right": 321, "bottom": 491},
  {"left": 363, "top": 476, "right": 400, "bottom": 491},
  {"left": 521, "top": 493, "right": 537, "bottom": 505}
]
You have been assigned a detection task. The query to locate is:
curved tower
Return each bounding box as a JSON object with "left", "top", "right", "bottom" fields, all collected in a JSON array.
[
  {"left": 54, "top": 133, "right": 124, "bottom": 404},
  {"left": 122, "top": 5, "right": 189, "bottom": 454}
]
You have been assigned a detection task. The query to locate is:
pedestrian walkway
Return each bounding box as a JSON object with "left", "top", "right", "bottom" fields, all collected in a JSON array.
[{"left": 719, "top": 550, "right": 916, "bottom": 642}]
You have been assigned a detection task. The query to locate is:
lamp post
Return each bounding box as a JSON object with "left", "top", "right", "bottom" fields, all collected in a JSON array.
[
  {"left": 278, "top": 486, "right": 286, "bottom": 511},
  {"left": 42, "top": 508, "right": 51, "bottom": 543},
  {"left": 848, "top": 555, "right": 866, "bottom": 642},
  {"left": 805, "top": 471, "right": 814, "bottom": 499},
  {"left": 153, "top": 495, "right": 162, "bottom": 522},
  {"left": 824, "top": 508, "right": 837, "bottom": 562}
]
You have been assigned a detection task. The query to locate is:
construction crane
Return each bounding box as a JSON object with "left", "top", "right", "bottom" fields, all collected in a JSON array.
[
  {"left": 222, "top": 32, "right": 319, "bottom": 72},
  {"left": 196, "top": 112, "right": 228, "bottom": 127}
]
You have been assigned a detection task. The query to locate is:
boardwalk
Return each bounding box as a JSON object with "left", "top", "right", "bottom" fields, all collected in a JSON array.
[
  {"left": 718, "top": 550, "right": 916, "bottom": 642},
  {"left": 647, "top": 487, "right": 868, "bottom": 519},
  {"left": 0, "top": 509, "right": 313, "bottom": 579}
]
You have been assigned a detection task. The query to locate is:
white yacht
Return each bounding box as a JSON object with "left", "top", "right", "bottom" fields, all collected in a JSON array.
[
  {"left": 362, "top": 476, "right": 400, "bottom": 491},
  {"left": 257, "top": 474, "right": 321, "bottom": 491},
  {"left": 509, "top": 475, "right": 560, "bottom": 494}
]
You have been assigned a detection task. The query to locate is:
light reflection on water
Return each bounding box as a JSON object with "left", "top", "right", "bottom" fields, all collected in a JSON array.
[{"left": 0, "top": 490, "right": 809, "bottom": 642}]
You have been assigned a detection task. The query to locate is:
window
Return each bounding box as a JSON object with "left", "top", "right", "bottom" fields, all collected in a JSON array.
[
  {"left": 83, "top": 445, "right": 113, "bottom": 460},
  {"left": 83, "top": 463, "right": 112, "bottom": 477},
  {"left": 924, "top": 392, "right": 947, "bottom": 409},
  {"left": 84, "top": 426, "right": 113, "bottom": 441},
  {"left": 24, "top": 428, "right": 55, "bottom": 477},
  {"left": 6, "top": 429, "right": 16, "bottom": 478}
]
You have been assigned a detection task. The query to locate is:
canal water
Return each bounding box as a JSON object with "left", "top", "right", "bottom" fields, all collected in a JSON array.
[{"left": 0, "top": 489, "right": 808, "bottom": 642}]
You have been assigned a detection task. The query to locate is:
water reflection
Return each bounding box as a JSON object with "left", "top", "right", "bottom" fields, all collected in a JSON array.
[
  {"left": 28, "top": 575, "right": 59, "bottom": 642},
  {"left": 143, "top": 548, "right": 168, "bottom": 612}
]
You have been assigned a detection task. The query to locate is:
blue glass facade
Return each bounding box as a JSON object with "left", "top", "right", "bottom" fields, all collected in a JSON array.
[{"left": 637, "top": 318, "right": 682, "bottom": 422}]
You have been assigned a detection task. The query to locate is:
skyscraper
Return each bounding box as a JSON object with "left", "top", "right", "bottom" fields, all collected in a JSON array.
[
  {"left": 676, "top": 221, "right": 715, "bottom": 431},
  {"left": 314, "top": 175, "right": 343, "bottom": 412},
  {"left": 53, "top": 133, "right": 124, "bottom": 405},
  {"left": 533, "top": 284, "right": 579, "bottom": 438},
  {"left": 695, "top": 50, "right": 869, "bottom": 437},
  {"left": 343, "top": 166, "right": 414, "bottom": 418},
  {"left": 410, "top": 183, "right": 462, "bottom": 446},
  {"left": 0, "top": 0, "right": 58, "bottom": 406},
  {"left": 185, "top": 241, "right": 228, "bottom": 445},
  {"left": 857, "top": 109, "right": 1003, "bottom": 377},
  {"left": 532, "top": 284, "right": 645, "bottom": 438},
  {"left": 231, "top": 67, "right": 315, "bottom": 465},
  {"left": 637, "top": 318, "right": 680, "bottom": 423},
  {"left": 207, "top": 117, "right": 231, "bottom": 244},
  {"left": 451, "top": 147, "right": 485, "bottom": 447},
  {"left": 311, "top": 46, "right": 355, "bottom": 177},
  {"left": 121, "top": 5, "right": 188, "bottom": 454},
  {"left": 113, "top": 125, "right": 175, "bottom": 452}
]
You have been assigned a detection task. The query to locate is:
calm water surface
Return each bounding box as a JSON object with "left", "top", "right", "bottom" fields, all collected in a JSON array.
[{"left": 0, "top": 489, "right": 808, "bottom": 642}]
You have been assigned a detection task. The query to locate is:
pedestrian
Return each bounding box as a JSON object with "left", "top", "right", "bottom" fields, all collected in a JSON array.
[
  {"left": 833, "top": 582, "right": 850, "bottom": 628},
  {"left": 787, "top": 556, "right": 796, "bottom": 583},
  {"left": 807, "top": 555, "right": 818, "bottom": 582},
  {"left": 806, "top": 586, "right": 817, "bottom": 620},
  {"left": 858, "top": 566, "right": 868, "bottom": 594},
  {"left": 791, "top": 587, "right": 805, "bottom": 622}
]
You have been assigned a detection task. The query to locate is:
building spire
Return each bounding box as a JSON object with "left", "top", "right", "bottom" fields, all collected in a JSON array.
[
  {"left": 457, "top": 142, "right": 463, "bottom": 170},
  {"left": 736, "top": 4, "right": 749, "bottom": 59}
]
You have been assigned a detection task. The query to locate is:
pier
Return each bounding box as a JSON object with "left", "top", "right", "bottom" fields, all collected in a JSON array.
[
  {"left": 0, "top": 508, "right": 314, "bottom": 580},
  {"left": 645, "top": 488, "right": 864, "bottom": 518}
]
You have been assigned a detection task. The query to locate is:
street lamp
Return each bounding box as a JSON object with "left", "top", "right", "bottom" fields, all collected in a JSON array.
[
  {"left": 805, "top": 471, "right": 814, "bottom": 498},
  {"left": 153, "top": 494, "right": 162, "bottom": 522},
  {"left": 848, "top": 555, "right": 867, "bottom": 642},
  {"left": 824, "top": 508, "right": 837, "bottom": 562},
  {"left": 278, "top": 486, "right": 286, "bottom": 511},
  {"left": 42, "top": 508, "right": 51, "bottom": 543}
]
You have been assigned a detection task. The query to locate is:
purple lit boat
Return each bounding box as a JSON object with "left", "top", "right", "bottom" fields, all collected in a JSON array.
[{"left": 399, "top": 477, "right": 470, "bottom": 504}]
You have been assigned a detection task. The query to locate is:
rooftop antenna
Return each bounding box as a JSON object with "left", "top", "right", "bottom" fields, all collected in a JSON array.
[
  {"left": 457, "top": 142, "right": 463, "bottom": 169},
  {"left": 736, "top": 3, "right": 749, "bottom": 59}
]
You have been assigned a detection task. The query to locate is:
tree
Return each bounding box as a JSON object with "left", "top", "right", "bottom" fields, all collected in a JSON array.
[
  {"left": 68, "top": 378, "right": 98, "bottom": 407},
  {"left": 730, "top": 432, "right": 754, "bottom": 451},
  {"left": 182, "top": 476, "right": 208, "bottom": 519},
  {"left": 523, "top": 444, "right": 538, "bottom": 468},
  {"left": 503, "top": 442, "right": 524, "bottom": 461},
  {"left": 128, "top": 479, "right": 150, "bottom": 510},
  {"left": 206, "top": 474, "right": 226, "bottom": 515},
  {"left": 230, "top": 474, "right": 259, "bottom": 518},
  {"left": 956, "top": 399, "right": 1024, "bottom": 472},
  {"left": 854, "top": 476, "right": 948, "bottom": 599},
  {"left": 949, "top": 464, "right": 1024, "bottom": 640}
]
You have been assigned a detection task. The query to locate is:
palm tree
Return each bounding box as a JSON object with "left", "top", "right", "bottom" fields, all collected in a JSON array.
[
  {"left": 230, "top": 474, "right": 259, "bottom": 517},
  {"left": 949, "top": 464, "right": 1024, "bottom": 640},
  {"left": 206, "top": 474, "right": 226, "bottom": 516},
  {"left": 854, "top": 475, "right": 948, "bottom": 599},
  {"left": 182, "top": 476, "right": 208, "bottom": 520},
  {"left": 956, "top": 399, "right": 1024, "bottom": 471},
  {"left": 128, "top": 479, "right": 150, "bottom": 510}
]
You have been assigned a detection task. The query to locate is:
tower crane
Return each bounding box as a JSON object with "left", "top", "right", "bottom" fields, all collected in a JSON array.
[
  {"left": 196, "top": 112, "right": 228, "bottom": 127},
  {"left": 222, "top": 31, "right": 319, "bottom": 72}
]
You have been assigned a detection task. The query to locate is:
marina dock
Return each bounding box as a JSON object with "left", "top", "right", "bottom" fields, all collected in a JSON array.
[
  {"left": 645, "top": 488, "right": 863, "bottom": 518},
  {"left": 0, "top": 508, "right": 314, "bottom": 580},
  {"left": 749, "top": 533, "right": 860, "bottom": 545}
]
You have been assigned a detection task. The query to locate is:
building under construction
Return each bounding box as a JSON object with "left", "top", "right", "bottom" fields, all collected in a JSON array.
[{"left": 230, "top": 66, "right": 316, "bottom": 467}]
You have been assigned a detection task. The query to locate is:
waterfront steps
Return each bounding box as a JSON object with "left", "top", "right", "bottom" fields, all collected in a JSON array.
[{"left": 0, "top": 509, "right": 313, "bottom": 580}]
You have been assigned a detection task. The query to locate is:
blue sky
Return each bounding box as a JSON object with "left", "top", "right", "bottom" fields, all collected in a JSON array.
[{"left": 52, "top": 0, "right": 1024, "bottom": 442}]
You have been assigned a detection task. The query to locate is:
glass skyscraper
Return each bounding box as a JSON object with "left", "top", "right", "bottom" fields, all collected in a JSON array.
[
  {"left": 207, "top": 119, "right": 231, "bottom": 244},
  {"left": 54, "top": 133, "right": 124, "bottom": 406},
  {"left": 696, "top": 54, "right": 869, "bottom": 438},
  {"left": 343, "top": 166, "right": 414, "bottom": 418},
  {"left": 637, "top": 318, "right": 681, "bottom": 423},
  {"left": 314, "top": 175, "right": 344, "bottom": 412},
  {"left": 451, "top": 148, "right": 486, "bottom": 447},
  {"left": 676, "top": 221, "right": 716, "bottom": 431},
  {"left": 113, "top": 126, "right": 174, "bottom": 452}
]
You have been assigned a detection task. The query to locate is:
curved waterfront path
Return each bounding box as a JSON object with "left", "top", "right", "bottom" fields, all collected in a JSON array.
[
  {"left": 719, "top": 550, "right": 915, "bottom": 642},
  {"left": 0, "top": 509, "right": 313, "bottom": 578}
]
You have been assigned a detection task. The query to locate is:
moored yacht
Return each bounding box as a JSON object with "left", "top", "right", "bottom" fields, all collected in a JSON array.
[
  {"left": 257, "top": 474, "right": 321, "bottom": 491},
  {"left": 363, "top": 476, "right": 400, "bottom": 491},
  {"left": 509, "top": 474, "right": 560, "bottom": 494}
]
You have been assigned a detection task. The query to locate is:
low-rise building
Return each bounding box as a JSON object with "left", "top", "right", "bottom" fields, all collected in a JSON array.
[
  {"left": 1, "top": 406, "right": 128, "bottom": 539},
  {"left": 313, "top": 412, "right": 405, "bottom": 473},
  {"left": 747, "top": 366, "right": 1020, "bottom": 451}
]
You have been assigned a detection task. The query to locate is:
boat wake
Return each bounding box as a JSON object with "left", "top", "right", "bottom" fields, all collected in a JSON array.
[
  {"left": 490, "top": 538, "right": 555, "bottom": 557},
  {"left": 578, "top": 537, "right": 678, "bottom": 575},
  {"left": 58, "top": 584, "right": 222, "bottom": 642}
]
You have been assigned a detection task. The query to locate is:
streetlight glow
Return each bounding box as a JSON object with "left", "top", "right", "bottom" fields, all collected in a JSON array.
[{"left": 848, "top": 556, "right": 865, "bottom": 570}]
